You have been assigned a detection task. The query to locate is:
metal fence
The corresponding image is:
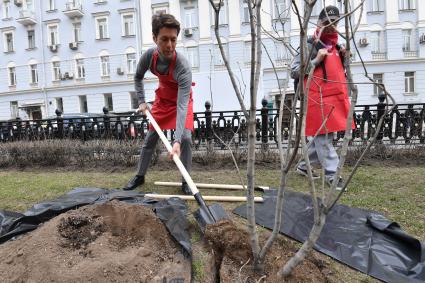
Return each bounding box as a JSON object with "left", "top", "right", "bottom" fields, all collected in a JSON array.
[{"left": 1, "top": 100, "right": 425, "bottom": 148}]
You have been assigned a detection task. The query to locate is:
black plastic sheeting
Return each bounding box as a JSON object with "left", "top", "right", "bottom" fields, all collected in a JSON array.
[
  {"left": 233, "top": 189, "right": 425, "bottom": 283},
  {"left": 0, "top": 188, "right": 191, "bottom": 255}
]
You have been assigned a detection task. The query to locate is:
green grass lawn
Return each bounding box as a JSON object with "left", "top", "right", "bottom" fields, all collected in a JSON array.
[
  {"left": 1, "top": 165, "right": 423, "bottom": 241},
  {"left": 1, "top": 165, "right": 424, "bottom": 283}
]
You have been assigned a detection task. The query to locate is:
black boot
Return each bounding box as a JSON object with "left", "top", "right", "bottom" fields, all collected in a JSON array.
[
  {"left": 181, "top": 182, "right": 192, "bottom": 195},
  {"left": 122, "top": 175, "right": 145, "bottom": 191}
]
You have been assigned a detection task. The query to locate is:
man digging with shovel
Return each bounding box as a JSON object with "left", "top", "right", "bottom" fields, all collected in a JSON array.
[{"left": 122, "top": 13, "right": 193, "bottom": 195}]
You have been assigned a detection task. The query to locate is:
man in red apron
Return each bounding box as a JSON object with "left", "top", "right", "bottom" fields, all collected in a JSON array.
[
  {"left": 122, "top": 14, "right": 194, "bottom": 194},
  {"left": 291, "top": 6, "right": 354, "bottom": 191}
]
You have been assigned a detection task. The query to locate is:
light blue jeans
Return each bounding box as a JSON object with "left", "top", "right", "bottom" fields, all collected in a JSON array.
[{"left": 297, "top": 134, "right": 339, "bottom": 180}]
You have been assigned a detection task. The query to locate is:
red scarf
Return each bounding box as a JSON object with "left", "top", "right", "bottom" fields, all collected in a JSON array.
[{"left": 313, "top": 27, "right": 338, "bottom": 47}]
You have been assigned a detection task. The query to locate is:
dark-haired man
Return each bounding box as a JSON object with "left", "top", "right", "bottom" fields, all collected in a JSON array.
[
  {"left": 122, "top": 14, "right": 194, "bottom": 194},
  {"left": 291, "top": 6, "right": 354, "bottom": 191}
]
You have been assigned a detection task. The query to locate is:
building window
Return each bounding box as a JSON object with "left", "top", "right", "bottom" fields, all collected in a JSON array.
[
  {"left": 96, "top": 17, "right": 109, "bottom": 39},
  {"left": 79, "top": 95, "right": 88, "bottom": 113},
  {"left": 52, "top": 61, "right": 61, "bottom": 81},
  {"left": 47, "top": 0, "right": 55, "bottom": 10},
  {"left": 274, "top": 41, "right": 287, "bottom": 64},
  {"left": 278, "top": 78, "right": 287, "bottom": 90},
  {"left": 186, "top": 47, "right": 199, "bottom": 70},
  {"left": 48, "top": 25, "right": 58, "bottom": 46},
  {"left": 55, "top": 97, "right": 63, "bottom": 112},
  {"left": 73, "top": 22, "right": 81, "bottom": 42},
  {"left": 24, "top": 0, "right": 34, "bottom": 11},
  {"left": 100, "top": 55, "right": 110, "bottom": 76},
  {"left": 184, "top": 7, "right": 198, "bottom": 28},
  {"left": 104, "top": 93, "right": 113, "bottom": 111},
  {"left": 399, "top": 0, "right": 415, "bottom": 10},
  {"left": 27, "top": 30, "right": 35, "bottom": 49},
  {"left": 67, "top": 0, "right": 82, "bottom": 9},
  {"left": 311, "top": 0, "right": 322, "bottom": 17},
  {"left": 244, "top": 41, "right": 252, "bottom": 65},
  {"left": 273, "top": 0, "right": 286, "bottom": 19},
  {"left": 30, "top": 64, "right": 38, "bottom": 84},
  {"left": 130, "top": 91, "right": 138, "bottom": 109},
  {"left": 4, "top": 32, "right": 14, "bottom": 52},
  {"left": 122, "top": 14, "right": 135, "bottom": 36},
  {"left": 402, "top": 29, "right": 415, "bottom": 51},
  {"left": 75, "top": 58, "right": 85, "bottom": 78},
  {"left": 214, "top": 43, "right": 228, "bottom": 68},
  {"left": 152, "top": 4, "right": 169, "bottom": 15},
  {"left": 8, "top": 66, "right": 16, "bottom": 86},
  {"left": 372, "top": 74, "right": 383, "bottom": 96},
  {"left": 211, "top": 0, "right": 227, "bottom": 25},
  {"left": 3, "top": 0, "right": 10, "bottom": 18},
  {"left": 242, "top": 0, "right": 249, "bottom": 23},
  {"left": 370, "top": 0, "right": 384, "bottom": 12},
  {"left": 126, "top": 53, "right": 136, "bottom": 74},
  {"left": 370, "top": 31, "right": 384, "bottom": 53},
  {"left": 404, "top": 72, "right": 415, "bottom": 93},
  {"left": 10, "top": 101, "right": 19, "bottom": 119}
]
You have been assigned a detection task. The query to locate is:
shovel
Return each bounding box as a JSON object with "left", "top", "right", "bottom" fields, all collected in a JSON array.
[{"left": 142, "top": 109, "right": 228, "bottom": 230}]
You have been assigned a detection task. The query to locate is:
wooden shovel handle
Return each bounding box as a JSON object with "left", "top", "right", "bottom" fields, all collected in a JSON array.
[
  {"left": 145, "top": 194, "right": 264, "bottom": 202},
  {"left": 144, "top": 110, "right": 199, "bottom": 195},
  {"left": 155, "top": 181, "right": 270, "bottom": 191}
]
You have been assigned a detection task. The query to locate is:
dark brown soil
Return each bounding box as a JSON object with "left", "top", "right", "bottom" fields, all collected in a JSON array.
[
  {"left": 0, "top": 201, "right": 191, "bottom": 283},
  {"left": 205, "top": 220, "right": 327, "bottom": 283},
  {"left": 0, "top": 202, "right": 351, "bottom": 282}
]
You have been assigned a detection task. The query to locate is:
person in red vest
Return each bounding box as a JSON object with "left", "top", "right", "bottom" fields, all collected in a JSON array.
[
  {"left": 122, "top": 14, "right": 194, "bottom": 194},
  {"left": 291, "top": 6, "right": 354, "bottom": 191}
]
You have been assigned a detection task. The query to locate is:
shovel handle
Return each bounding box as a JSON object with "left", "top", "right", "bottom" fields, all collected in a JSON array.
[
  {"left": 144, "top": 110, "right": 199, "bottom": 196},
  {"left": 155, "top": 181, "right": 270, "bottom": 191},
  {"left": 145, "top": 194, "right": 264, "bottom": 202}
]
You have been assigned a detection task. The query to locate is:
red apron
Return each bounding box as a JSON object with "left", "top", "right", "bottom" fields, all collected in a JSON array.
[
  {"left": 149, "top": 50, "right": 194, "bottom": 131},
  {"left": 304, "top": 47, "right": 355, "bottom": 136}
]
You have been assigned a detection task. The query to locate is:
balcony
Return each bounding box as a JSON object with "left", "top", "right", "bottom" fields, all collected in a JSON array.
[
  {"left": 371, "top": 51, "right": 387, "bottom": 60},
  {"left": 403, "top": 50, "right": 418, "bottom": 58},
  {"left": 275, "top": 59, "right": 289, "bottom": 68},
  {"left": 63, "top": 2, "right": 84, "bottom": 18},
  {"left": 16, "top": 10, "right": 37, "bottom": 26}
]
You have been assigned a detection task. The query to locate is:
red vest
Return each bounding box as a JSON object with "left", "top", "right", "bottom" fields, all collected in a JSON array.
[
  {"left": 304, "top": 46, "right": 354, "bottom": 136},
  {"left": 149, "top": 50, "right": 194, "bottom": 131}
]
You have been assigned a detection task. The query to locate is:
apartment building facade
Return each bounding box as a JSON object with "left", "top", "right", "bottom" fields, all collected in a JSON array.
[
  {"left": 349, "top": 0, "right": 425, "bottom": 105},
  {"left": 0, "top": 0, "right": 424, "bottom": 120},
  {"left": 0, "top": 0, "right": 141, "bottom": 120},
  {"left": 141, "top": 0, "right": 425, "bottom": 112}
]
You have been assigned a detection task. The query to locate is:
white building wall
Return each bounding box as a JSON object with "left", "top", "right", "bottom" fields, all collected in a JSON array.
[
  {"left": 0, "top": 0, "right": 140, "bottom": 120},
  {"left": 1, "top": 0, "right": 425, "bottom": 120}
]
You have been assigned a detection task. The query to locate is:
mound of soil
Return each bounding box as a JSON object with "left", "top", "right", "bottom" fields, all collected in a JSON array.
[
  {"left": 205, "top": 220, "right": 327, "bottom": 283},
  {"left": 0, "top": 201, "right": 190, "bottom": 283}
]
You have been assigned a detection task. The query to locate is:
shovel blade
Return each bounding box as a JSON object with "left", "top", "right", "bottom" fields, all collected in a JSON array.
[{"left": 194, "top": 203, "right": 229, "bottom": 231}]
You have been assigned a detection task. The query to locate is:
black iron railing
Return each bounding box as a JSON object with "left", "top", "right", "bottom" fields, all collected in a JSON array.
[{"left": 1, "top": 101, "right": 425, "bottom": 148}]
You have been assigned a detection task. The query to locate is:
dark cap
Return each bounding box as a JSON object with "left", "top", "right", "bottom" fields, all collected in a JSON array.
[{"left": 319, "top": 5, "right": 340, "bottom": 22}]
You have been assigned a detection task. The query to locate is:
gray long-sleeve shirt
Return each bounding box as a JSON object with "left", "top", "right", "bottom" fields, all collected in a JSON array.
[
  {"left": 290, "top": 42, "right": 320, "bottom": 80},
  {"left": 134, "top": 47, "right": 192, "bottom": 142}
]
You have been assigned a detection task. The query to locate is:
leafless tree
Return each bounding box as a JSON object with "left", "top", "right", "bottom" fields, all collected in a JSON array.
[{"left": 209, "top": 0, "right": 395, "bottom": 278}]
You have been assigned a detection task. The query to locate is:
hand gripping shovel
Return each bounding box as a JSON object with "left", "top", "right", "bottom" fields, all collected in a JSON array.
[{"left": 144, "top": 109, "right": 228, "bottom": 230}]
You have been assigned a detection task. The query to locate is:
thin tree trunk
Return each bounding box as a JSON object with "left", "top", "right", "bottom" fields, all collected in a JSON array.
[
  {"left": 258, "top": 32, "right": 305, "bottom": 263},
  {"left": 247, "top": 0, "right": 262, "bottom": 268},
  {"left": 208, "top": 0, "right": 249, "bottom": 118},
  {"left": 278, "top": 212, "right": 327, "bottom": 278}
]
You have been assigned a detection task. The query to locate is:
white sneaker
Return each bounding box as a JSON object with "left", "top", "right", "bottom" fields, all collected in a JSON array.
[
  {"left": 326, "top": 177, "right": 345, "bottom": 191},
  {"left": 296, "top": 167, "right": 320, "bottom": 180}
]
